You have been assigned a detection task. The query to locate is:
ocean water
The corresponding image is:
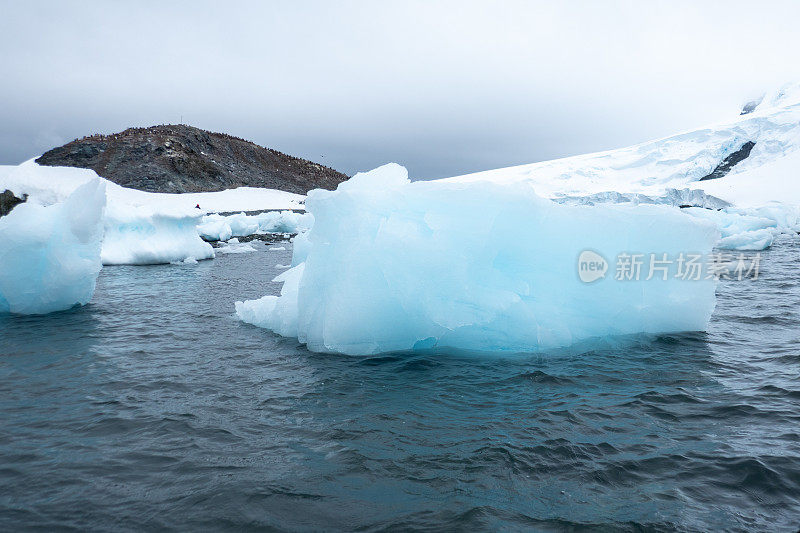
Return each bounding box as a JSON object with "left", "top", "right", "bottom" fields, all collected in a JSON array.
[{"left": 1, "top": 239, "right": 799, "bottom": 532}]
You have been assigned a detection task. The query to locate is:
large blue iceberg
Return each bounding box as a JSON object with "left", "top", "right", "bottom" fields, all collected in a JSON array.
[{"left": 236, "top": 164, "right": 720, "bottom": 355}]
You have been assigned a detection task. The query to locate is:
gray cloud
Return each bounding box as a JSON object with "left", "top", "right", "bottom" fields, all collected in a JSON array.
[{"left": 2, "top": 0, "right": 799, "bottom": 178}]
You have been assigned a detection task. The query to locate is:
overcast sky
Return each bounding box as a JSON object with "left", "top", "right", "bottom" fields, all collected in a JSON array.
[{"left": 1, "top": 0, "right": 799, "bottom": 178}]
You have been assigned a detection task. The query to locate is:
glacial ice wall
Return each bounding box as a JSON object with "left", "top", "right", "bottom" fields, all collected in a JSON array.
[
  {"left": 0, "top": 179, "right": 106, "bottom": 315},
  {"left": 237, "top": 164, "right": 720, "bottom": 355}
]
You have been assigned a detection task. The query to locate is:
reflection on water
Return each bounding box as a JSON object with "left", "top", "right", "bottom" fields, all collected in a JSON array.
[{"left": 1, "top": 238, "right": 799, "bottom": 531}]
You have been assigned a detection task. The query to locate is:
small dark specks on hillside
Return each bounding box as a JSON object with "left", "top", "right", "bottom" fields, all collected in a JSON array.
[{"left": 35, "top": 124, "right": 349, "bottom": 195}]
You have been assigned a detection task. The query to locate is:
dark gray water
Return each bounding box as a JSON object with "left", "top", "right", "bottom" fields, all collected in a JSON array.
[{"left": 1, "top": 239, "right": 799, "bottom": 532}]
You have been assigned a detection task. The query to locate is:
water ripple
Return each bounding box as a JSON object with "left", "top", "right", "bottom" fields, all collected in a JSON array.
[{"left": 1, "top": 242, "right": 799, "bottom": 531}]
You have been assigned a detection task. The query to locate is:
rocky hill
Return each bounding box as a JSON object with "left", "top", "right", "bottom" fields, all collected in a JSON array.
[{"left": 35, "top": 125, "right": 348, "bottom": 194}]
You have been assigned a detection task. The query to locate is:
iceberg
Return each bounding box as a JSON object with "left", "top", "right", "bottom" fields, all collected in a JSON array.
[
  {"left": 237, "top": 164, "right": 719, "bottom": 355},
  {"left": 0, "top": 179, "right": 106, "bottom": 315},
  {"left": 101, "top": 204, "right": 214, "bottom": 265}
]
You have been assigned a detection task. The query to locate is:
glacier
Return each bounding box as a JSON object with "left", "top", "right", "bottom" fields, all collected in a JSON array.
[
  {"left": 236, "top": 164, "right": 719, "bottom": 356},
  {"left": 445, "top": 83, "right": 800, "bottom": 251},
  {"left": 0, "top": 179, "right": 106, "bottom": 315},
  {"left": 444, "top": 84, "right": 800, "bottom": 202}
]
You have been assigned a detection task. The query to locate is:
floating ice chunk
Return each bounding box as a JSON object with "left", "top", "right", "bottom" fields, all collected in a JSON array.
[
  {"left": 217, "top": 240, "right": 258, "bottom": 254},
  {"left": 197, "top": 216, "right": 232, "bottom": 241},
  {"left": 237, "top": 164, "right": 719, "bottom": 355},
  {"left": 717, "top": 229, "right": 775, "bottom": 251},
  {"left": 197, "top": 211, "right": 313, "bottom": 241},
  {"left": 171, "top": 257, "right": 199, "bottom": 265},
  {"left": 225, "top": 212, "right": 260, "bottom": 237},
  {"left": 236, "top": 264, "right": 304, "bottom": 338},
  {"left": 681, "top": 205, "right": 800, "bottom": 250},
  {"left": 0, "top": 179, "right": 106, "bottom": 314},
  {"left": 102, "top": 204, "right": 214, "bottom": 265},
  {"left": 254, "top": 210, "right": 313, "bottom": 233},
  {"left": 268, "top": 246, "right": 286, "bottom": 251}
]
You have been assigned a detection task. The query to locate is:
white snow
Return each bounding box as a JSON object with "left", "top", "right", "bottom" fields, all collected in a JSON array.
[
  {"left": 442, "top": 83, "right": 800, "bottom": 204},
  {"left": 236, "top": 164, "right": 719, "bottom": 355},
  {"left": 0, "top": 179, "right": 106, "bottom": 315},
  {"left": 216, "top": 238, "right": 258, "bottom": 254},
  {"left": 699, "top": 149, "right": 800, "bottom": 208}
]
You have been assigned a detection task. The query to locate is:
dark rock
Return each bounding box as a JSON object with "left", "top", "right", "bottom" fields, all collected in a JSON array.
[
  {"left": 699, "top": 141, "right": 756, "bottom": 181},
  {"left": 0, "top": 190, "right": 26, "bottom": 217},
  {"left": 35, "top": 124, "right": 349, "bottom": 195},
  {"left": 740, "top": 100, "right": 761, "bottom": 115}
]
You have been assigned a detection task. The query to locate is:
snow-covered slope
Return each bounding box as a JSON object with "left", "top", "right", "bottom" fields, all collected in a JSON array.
[
  {"left": 444, "top": 84, "right": 800, "bottom": 205},
  {"left": 699, "top": 148, "right": 800, "bottom": 208},
  {"left": 439, "top": 84, "right": 800, "bottom": 250}
]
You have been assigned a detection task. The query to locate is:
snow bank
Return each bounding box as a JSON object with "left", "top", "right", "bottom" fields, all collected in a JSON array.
[
  {"left": 0, "top": 179, "right": 106, "bottom": 314},
  {"left": 237, "top": 164, "right": 719, "bottom": 355},
  {"left": 197, "top": 210, "right": 314, "bottom": 241}
]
